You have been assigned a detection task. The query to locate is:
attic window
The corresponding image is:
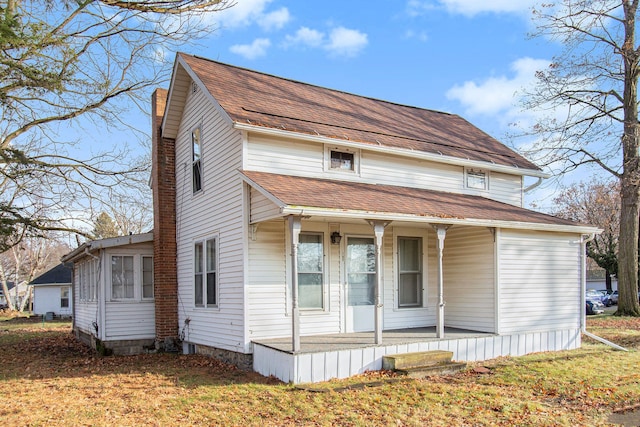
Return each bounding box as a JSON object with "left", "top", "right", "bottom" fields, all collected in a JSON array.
[
  {"left": 330, "top": 150, "right": 355, "bottom": 171},
  {"left": 466, "top": 168, "right": 488, "bottom": 190}
]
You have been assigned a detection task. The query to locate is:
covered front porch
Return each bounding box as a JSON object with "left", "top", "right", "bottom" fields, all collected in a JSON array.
[{"left": 252, "top": 327, "right": 581, "bottom": 383}]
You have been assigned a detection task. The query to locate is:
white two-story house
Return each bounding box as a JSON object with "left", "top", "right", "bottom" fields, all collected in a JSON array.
[{"left": 149, "top": 53, "right": 598, "bottom": 383}]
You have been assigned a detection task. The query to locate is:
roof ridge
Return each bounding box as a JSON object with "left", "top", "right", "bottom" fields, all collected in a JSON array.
[{"left": 183, "top": 52, "right": 457, "bottom": 118}]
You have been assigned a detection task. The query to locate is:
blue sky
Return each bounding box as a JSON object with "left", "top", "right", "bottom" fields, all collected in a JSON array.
[
  {"left": 186, "top": 0, "right": 549, "bottom": 141},
  {"left": 168, "top": 0, "right": 578, "bottom": 207}
]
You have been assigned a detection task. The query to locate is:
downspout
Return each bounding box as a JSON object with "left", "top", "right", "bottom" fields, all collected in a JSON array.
[
  {"left": 580, "top": 233, "right": 627, "bottom": 352},
  {"left": 524, "top": 177, "right": 543, "bottom": 193}
]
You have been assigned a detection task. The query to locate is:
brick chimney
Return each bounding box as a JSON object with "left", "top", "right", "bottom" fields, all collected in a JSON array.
[{"left": 151, "top": 88, "right": 178, "bottom": 348}]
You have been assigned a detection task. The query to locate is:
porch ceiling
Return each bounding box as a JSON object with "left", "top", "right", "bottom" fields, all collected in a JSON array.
[{"left": 241, "top": 170, "right": 599, "bottom": 234}]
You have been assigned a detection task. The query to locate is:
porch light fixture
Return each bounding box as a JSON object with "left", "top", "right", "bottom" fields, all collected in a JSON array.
[{"left": 330, "top": 231, "right": 342, "bottom": 245}]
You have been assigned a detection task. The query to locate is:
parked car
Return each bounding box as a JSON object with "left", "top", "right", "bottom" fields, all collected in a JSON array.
[
  {"left": 603, "top": 290, "right": 618, "bottom": 306},
  {"left": 586, "top": 299, "right": 605, "bottom": 315},
  {"left": 586, "top": 289, "right": 606, "bottom": 304}
]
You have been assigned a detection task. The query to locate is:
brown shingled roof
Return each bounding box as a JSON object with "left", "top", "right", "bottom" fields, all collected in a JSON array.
[
  {"left": 241, "top": 170, "right": 583, "bottom": 228},
  {"left": 180, "top": 53, "right": 539, "bottom": 171}
]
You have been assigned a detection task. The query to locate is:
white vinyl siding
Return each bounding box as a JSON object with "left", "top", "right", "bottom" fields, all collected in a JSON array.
[
  {"left": 32, "top": 285, "right": 73, "bottom": 316},
  {"left": 443, "top": 226, "right": 496, "bottom": 333},
  {"left": 175, "top": 80, "right": 246, "bottom": 353},
  {"left": 247, "top": 221, "right": 341, "bottom": 339},
  {"left": 249, "top": 187, "right": 281, "bottom": 223},
  {"left": 498, "top": 230, "right": 582, "bottom": 334},
  {"left": 104, "top": 300, "right": 155, "bottom": 339},
  {"left": 384, "top": 227, "right": 432, "bottom": 330},
  {"left": 73, "top": 258, "right": 99, "bottom": 337},
  {"left": 245, "top": 135, "right": 524, "bottom": 206}
]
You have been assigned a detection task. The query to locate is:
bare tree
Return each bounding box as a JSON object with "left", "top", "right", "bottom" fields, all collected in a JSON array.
[
  {"left": 0, "top": 234, "right": 70, "bottom": 311},
  {"left": 553, "top": 179, "right": 620, "bottom": 292},
  {"left": 0, "top": 0, "right": 231, "bottom": 251},
  {"left": 523, "top": 1, "right": 640, "bottom": 315}
]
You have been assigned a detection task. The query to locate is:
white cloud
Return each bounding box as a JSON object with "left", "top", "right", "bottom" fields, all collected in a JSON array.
[
  {"left": 405, "top": 29, "right": 429, "bottom": 42},
  {"left": 209, "top": 0, "right": 290, "bottom": 30},
  {"left": 284, "top": 26, "right": 325, "bottom": 48},
  {"left": 258, "top": 7, "right": 291, "bottom": 31},
  {"left": 325, "top": 27, "right": 368, "bottom": 57},
  {"left": 446, "top": 57, "right": 550, "bottom": 117},
  {"left": 406, "top": 0, "right": 537, "bottom": 17},
  {"left": 230, "top": 38, "right": 271, "bottom": 60},
  {"left": 283, "top": 26, "right": 368, "bottom": 58}
]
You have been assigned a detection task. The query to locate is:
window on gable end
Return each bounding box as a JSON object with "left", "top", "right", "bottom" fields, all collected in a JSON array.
[{"left": 192, "top": 127, "right": 202, "bottom": 193}]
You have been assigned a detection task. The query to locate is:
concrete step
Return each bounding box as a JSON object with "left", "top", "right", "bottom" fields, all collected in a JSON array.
[
  {"left": 397, "top": 361, "right": 468, "bottom": 379},
  {"left": 382, "top": 350, "right": 454, "bottom": 370}
]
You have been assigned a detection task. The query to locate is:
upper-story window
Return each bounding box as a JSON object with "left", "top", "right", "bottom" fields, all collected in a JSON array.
[
  {"left": 465, "top": 168, "right": 488, "bottom": 190},
  {"left": 326, "top": 146, "right": 359, "bottom": 174},
  {"left": 192, "top": 127, "right": 202, "bottom": 193}
]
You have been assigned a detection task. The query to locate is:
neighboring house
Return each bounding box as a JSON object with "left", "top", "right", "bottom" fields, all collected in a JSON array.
[
  {"left": 61, "top": 233, "right": 155, "bottom": 355},
  {"left": 1, "top": 281, "right": 29, "bottom": 309},
  {"left": 0, "top": 281, "right": 15, "bottom": 307},
  {"left": 31, "top": 263, "right": 73, "bottom": 317},
  {"left": 143, "top": 53, "right": 599, "bottom": 384}
]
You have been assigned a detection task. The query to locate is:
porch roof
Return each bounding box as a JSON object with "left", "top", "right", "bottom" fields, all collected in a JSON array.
[{"left": 241, "top": 170, "right": 599, "bottom": 234}]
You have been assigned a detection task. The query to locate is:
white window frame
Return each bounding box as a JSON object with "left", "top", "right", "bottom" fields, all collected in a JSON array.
[
  {"left": 465, "top": 168, "right": 489, "bottom": 190},
  {"left": 142, "top": 256, "right": 154, "bottom": 300},
  {"left": 192, "top": 126, "right": 202, "bottom": 194},
  {"left": 297, "top": 232, "right": 325, "bottom": 311},
  {"left": 194, "top": 236, "right": 218, "bottom": 308},
  {"left": 60, "top": 286, "right": 70, "bottom": 308},
  {"left": 110, "top": 255, "right": 135, "bottom": 300},
  {"left": 393, "top": 228, "right": 428, "bottom": 311},
  {"left": 108, "top": 254, "right": 154, "bottom": 302},
  {"left": 325, "top": 145, "right": 360, "bottom": 175},
  {"left": 397, "top": 236, "right": 423, "bottom": 309}
]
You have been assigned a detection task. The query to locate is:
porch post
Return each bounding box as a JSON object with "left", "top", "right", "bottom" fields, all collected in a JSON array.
[
  {"left": 373, "top": 222, "right": 385, "bottom": 344},
  {"left": 288, "top": 215, "right": 302, "bottom": 352},
  {"left": 433, "top": 225, "right": 450, "bottom": 339}
]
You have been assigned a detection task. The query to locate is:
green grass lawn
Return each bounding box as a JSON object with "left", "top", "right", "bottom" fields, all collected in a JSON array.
[{"left": 1, "top": 313, "right": 639, "bottom": 426}]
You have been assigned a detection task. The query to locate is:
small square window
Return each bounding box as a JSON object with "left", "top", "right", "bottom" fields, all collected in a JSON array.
[
  {"left": 466, "top": 168, "right": 487, "bottom": 190},
  {"left": 330, "top": 150, "right": 354, "bottom": 171}
]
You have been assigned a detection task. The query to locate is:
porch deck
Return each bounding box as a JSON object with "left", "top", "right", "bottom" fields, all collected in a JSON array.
[
  {"left": 252, "top": 327, "right": 581, "bottom": 384},
  {"left": 253, "top": 327, "right": 492, "bottom": 354}
]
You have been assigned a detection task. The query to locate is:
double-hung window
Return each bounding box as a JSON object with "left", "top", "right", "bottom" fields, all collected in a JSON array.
[
  {"left": 109, "top": 255, "right": 153, "bottom": 301},
  {"left": 192, "top": 127, "right": 202, "bottom": 193},
  {"left": 194, "top": 237, "right": 217, "bottom": 307},
  {"left": 60, "top": 287, "right": 70, "bottom": 308},
  {"left": 111, "top": 255, "right": 134, "bottom": 299},
  {"left": 142, "top": 256, "right": 154, "bottom": 299},
  {"left": 398, "top": 237, "right": 423, "bottom": 308},
  {"left": 297, "top": 233, "right": 324, "bottom": 309}
]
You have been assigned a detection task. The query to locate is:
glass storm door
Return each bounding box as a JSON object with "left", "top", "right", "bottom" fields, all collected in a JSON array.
[{"left": 346, "top": 237, "right": 376, "bottom": 332}]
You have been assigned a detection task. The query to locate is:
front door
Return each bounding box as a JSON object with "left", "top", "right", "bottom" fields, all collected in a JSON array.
[{"left": 345, "top": 236, "right": 376, "bottom": 332}]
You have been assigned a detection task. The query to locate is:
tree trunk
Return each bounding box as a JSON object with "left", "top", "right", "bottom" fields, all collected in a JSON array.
[
  {"left": 605, "top": 270, "right": 612, "bottom": 292},
  {"left": 617, "top": 179, "right": 640, "bottom": 315},
  {"left": 616, "top": 1, "right": 640, "bottom": 316}
]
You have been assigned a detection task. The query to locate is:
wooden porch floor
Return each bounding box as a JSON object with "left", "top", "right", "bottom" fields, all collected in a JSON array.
[{"left": 252, "top": 327, "right": 493, "bottom": 354}]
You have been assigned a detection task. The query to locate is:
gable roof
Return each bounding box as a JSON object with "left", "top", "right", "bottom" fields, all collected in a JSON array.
[
  {"left": 166, "top": 53, "right": 541, "bottom": 174},
  {"left": 30, "top": 263, "right": 73, "bottom": 286},
  {"left": 241, "top": 171, "right": 598, "bottom": 234}
]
